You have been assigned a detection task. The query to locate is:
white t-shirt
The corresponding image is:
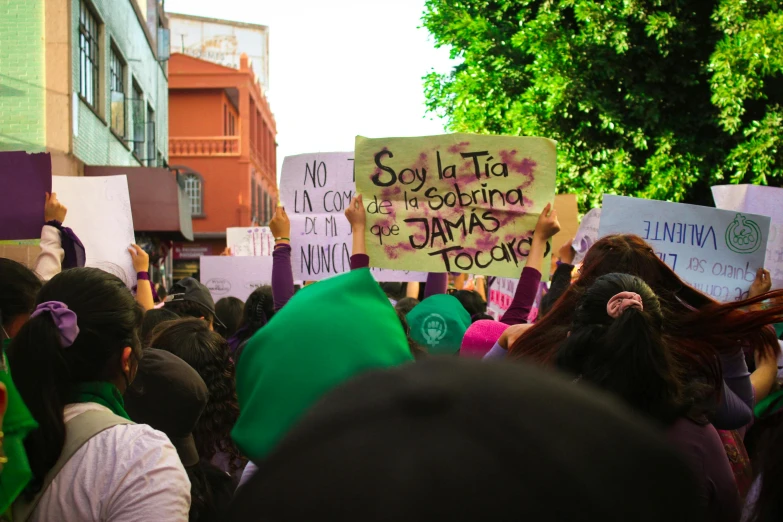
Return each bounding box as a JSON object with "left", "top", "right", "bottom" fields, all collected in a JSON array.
[{"left": 30, "top": 402, "right": 192, "bottom": 522}]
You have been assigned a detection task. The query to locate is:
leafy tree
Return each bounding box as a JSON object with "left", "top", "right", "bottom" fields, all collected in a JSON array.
[{"left": 422, "top": 0, "right": 783, "bottom": 209}]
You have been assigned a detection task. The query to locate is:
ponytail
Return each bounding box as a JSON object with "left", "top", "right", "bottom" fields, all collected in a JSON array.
[
  {"left": 7, "top": 268, "right": 142, "bottom": 493},
  {"left": 9, "top": 313, "right": 71, "bottom": 490},
  {"left": 555, "top": 273, "right": 684, "bottom": 425}
]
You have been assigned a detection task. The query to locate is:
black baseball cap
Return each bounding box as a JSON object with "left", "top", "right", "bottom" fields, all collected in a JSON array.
[
  {"left": 125, "top": 348, "right": 209, "bottom": 467},
  {"left": 165, "top": 277, "right": 226, "bottom": 329},
  {"left": 230, "top": 358, "right": 702, "bottom": 522}
]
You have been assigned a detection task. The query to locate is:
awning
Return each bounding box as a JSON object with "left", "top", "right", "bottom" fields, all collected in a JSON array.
[{"left": 84, "top": 166, "right": 194, "bottom": 241}]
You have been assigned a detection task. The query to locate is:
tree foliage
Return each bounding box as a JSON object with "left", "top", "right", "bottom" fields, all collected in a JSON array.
[{"left": 422, "top": 0, "right": 783, "bottom": 209}]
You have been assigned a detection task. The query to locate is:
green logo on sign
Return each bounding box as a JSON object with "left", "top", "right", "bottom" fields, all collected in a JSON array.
[{"left": 725, "top": 214, "right": 762, "bottom": 254}]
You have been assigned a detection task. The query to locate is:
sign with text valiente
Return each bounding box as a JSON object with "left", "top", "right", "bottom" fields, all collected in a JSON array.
[
  {"left": 200, "top": 255, "right": 273, "bottom": 302},
  {"left": 712, "top": 184, "right": 783, "bottom": 290},
  {"left": 355, "top": 133, "right": 557, "bottom": 278},
  {"left": 279, "top": 152, "right": 427, "bottom": 282},
  {"left": 599, "top": 195, "right": 771, "bottom": 302}
]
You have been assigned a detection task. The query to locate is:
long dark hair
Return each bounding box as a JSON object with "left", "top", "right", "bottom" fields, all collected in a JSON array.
[
  {"left": 512, "top": 234, "right": 783, "bottom": 390},
  {"left": 150, "top": 318, "right": 246, "bottom": 474},
  {"left": 215, "top": 297, "right": 244, "bottom": 339},
  {"left": 8, "top": 268, "right": 142, "bottom": 492},
  {"left": 556, "top": 273, "right": 685, "bottom": 425},
  {"left": 233, "top": 286, "right": 275, "bottom": 347},
  {"left": 0, "top": 258, "right": 42, "bottom": 337}
]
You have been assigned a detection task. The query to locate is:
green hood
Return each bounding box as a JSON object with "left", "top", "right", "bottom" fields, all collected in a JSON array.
[
  {"left": 407, "top": 294, "right": 471, "bottom": 355},
  {"left": 0, "top": 340, "right": 38, "bottom": 516},
  {"left": 232, "top": 268, "right": 413, "bottom": 462}
]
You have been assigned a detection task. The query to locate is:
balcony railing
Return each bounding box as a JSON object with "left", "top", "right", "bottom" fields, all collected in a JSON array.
[{"left": 169, "top": 136, "right": 240, "bottom": 157}]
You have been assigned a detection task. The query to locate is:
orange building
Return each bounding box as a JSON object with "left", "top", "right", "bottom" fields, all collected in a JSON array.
[{"left": 168, "top": 52, "right": 277, "bottom": 277}]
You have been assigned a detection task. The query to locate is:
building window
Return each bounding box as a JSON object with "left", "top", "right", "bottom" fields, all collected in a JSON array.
[
  {"left": 184, "top": 173, "right": 203, "bottom": 216},
  {"left": 79, "top": 0, "right": 100, "bottom": 108},
  {"left": 109, "top": 45, "right": 125, "bottom": 137},
  {"left": 130, "top": 81, "right": 144, "bottom": 159},
  {"left": 146, "top": 105, "right": 156, "bottom": 166},
  {"left": 251, "top": 176, "right": 257, "bottom": 222}
]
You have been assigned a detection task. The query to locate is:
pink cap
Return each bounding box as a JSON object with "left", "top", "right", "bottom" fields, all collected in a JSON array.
[{"left": 460, "top": 320, "right": 510, "bottom": 358}]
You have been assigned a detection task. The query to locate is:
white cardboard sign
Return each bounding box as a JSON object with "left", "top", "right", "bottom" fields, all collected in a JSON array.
[
  {"left": 226, "top": 226, "right": 275, "bottom": 256},
  {"left": 599, "top": 195, "right": 771, "bottom": 302},
  {"left": 52, "top": 175, "right": 136, "bottom": 288},
  {"left": 712, "top": 184, "right": 783, "bottom": 290},
  {"left": 199, "top": 255, "right": 274, "bottom": 302},
  {"left": 279, "top": 152, "right": 426, "bottom": 282}
]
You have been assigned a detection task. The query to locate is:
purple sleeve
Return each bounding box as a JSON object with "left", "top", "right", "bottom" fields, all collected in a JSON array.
[
  {"left": 272, "top": 245, "right": 295, "bottom": 311},
  {"left": 483, "top": 342, "right": 507, "bottom": 361},
  {"left": 713, "top": 350, "right": 754, "bottom": 430},
  {"left": 500, "top": 267, "right": 541, "bottom": 326},
  {"left": 424, "top": 273, "right": 448, "bottom": 298},
  {"left": 350, "top": 254, "right": 369, "bottom": 270}
]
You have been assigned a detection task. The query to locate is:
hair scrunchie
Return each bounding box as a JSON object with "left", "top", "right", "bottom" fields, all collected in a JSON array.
[
  {"left": 30, "top": 301, "right": 80, "bottom": 348},
  {"left": 606, "top": 292, "right": 643, "bottom": 319}
]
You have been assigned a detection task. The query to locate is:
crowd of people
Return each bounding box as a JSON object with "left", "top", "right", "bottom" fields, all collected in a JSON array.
[{"left": 0, "top": 191, "right": 782, "bottom": 521}]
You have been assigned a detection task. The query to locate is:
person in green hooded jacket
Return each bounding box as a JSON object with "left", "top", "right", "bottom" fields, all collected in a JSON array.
[{"left": 232, "top": 266, "right": 414, "bottom": 484}]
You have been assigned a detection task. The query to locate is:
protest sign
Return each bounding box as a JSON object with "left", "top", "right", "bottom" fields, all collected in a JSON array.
[
  {"left": 572, "top": 208, "right": 602, "bottom": 264},
  {"left": 0, "top": 151, "right": 52, "bottom": 240},
  {"left": 279, "top": 151, "right": 427, "bottom": 282},
  {"left": 487, "top": 277, "right": 518, "bottom": 320},
  {"left": 52, "top": 175, "right": 137, "bottom": 287},
  {"left": 227, "top": 226, "right": 275, "bottom": 256},
  {"left": 712, "top": 184, "right": 783, "bottom": 290},
  {"left": 354, "top": 133, "right": 557, "bottom": 279},
  {"left": 599, "top": 195, "right": 770, "bottom": 302},
  {"left": 552, "top": 194, "right": 579, "bottom": 252},
  {"left": 200, "top": 255, "right": 273, "bottom": 302}
]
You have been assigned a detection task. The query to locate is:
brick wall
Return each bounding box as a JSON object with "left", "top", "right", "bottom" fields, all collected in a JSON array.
[
  {"left": 70, "top": 0, "right": 168, "bottom": 167},
  {"left": 0, "top": 0, "right": 46, "bottom": 152}
]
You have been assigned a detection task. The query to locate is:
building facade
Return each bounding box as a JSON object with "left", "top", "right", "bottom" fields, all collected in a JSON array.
[
  {"left": 0, "top": 0, "right": 169, "bottom": 175},
  {"left": 168, "top": 52, "right": 277, "bottom": 279}
]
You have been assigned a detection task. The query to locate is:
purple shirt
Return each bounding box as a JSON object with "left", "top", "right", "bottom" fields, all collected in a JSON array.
[
  {"left": 500, "top": 267, "right": 541, "bottom": 326},
  {"left": 666, "top": 418, "right": 741, "bottom": 522}
]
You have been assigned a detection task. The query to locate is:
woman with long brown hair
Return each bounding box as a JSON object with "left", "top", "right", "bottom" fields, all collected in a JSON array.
[{"left": 509, "top": 234, "right": 782, "bottom": 428}]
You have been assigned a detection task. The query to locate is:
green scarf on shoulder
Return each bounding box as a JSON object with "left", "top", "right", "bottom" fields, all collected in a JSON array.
[{"left": 70, "top": 381, "right": 130, "bottom": 420}]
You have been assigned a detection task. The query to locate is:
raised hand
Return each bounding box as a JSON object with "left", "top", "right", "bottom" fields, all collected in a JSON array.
[
  {"left": 45, "top": 192, "right": 68, "bottom": 223},
  {"left": 128, "top": 244, "right": 150, "bottom": 273},
  {"left": 345, "top": 194, "right": 366, "bottom": 230},
  {"left": 534, "top": 203, "right": 560, "bottom": 242},
  {"left": 270, "top": 206, "right": 291, "bottom": 243}
]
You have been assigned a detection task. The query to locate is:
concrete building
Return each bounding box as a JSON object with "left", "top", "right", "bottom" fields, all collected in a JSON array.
[
  {"left": 0, "top": 0, "right": 170, "bottom": 175},
  {"left": 168, "top": 52, "right": 277, "bottom": 278},
  {"left": 0, "top": 0, "right": 192, "bottom": 286}
]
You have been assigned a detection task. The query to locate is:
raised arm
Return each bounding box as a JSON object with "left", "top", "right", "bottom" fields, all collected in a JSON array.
[
  {"left": 501, "top": 203, "right": 560, "bottom": 325},
  {"left": 33, "top": 192, "right": 67, "bottom": 281},
  {"left": 129, "top": 244, "right": 154, "bottom": 312},
  {"left": 269, "top": 206, "right": 295, "bottom": 311},
  {"left": 345, "top": 194, "right": 369, "bottom": 270}
]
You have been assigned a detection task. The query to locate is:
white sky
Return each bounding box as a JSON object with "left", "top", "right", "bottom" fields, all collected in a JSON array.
[{"left": 164, "top": 0, "right": 455, "bottom": 180}]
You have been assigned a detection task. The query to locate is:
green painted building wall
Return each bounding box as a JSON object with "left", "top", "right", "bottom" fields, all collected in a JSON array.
[
  {"left": 71, "top": 0, "right": 168, "bottom": 167},
  {"left": 0, "top": 0, "right": 46, "bottom": 152}
]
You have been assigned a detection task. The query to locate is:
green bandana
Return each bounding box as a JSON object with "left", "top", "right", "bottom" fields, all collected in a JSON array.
[
  {"left": 0, "top": 340, "right": 38, "bottom": 517},
  {"left": 70, "top": 381, "right": 130, "bottom": 420},
  {"left": 407, "top": 294, "right": 471, "bottom": 355},
  {"left": 774, "top": 322, "right": 783, "bottom": 339},
  {"left": 232, "top": 268, "right": 413, "bottom": 462}
]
